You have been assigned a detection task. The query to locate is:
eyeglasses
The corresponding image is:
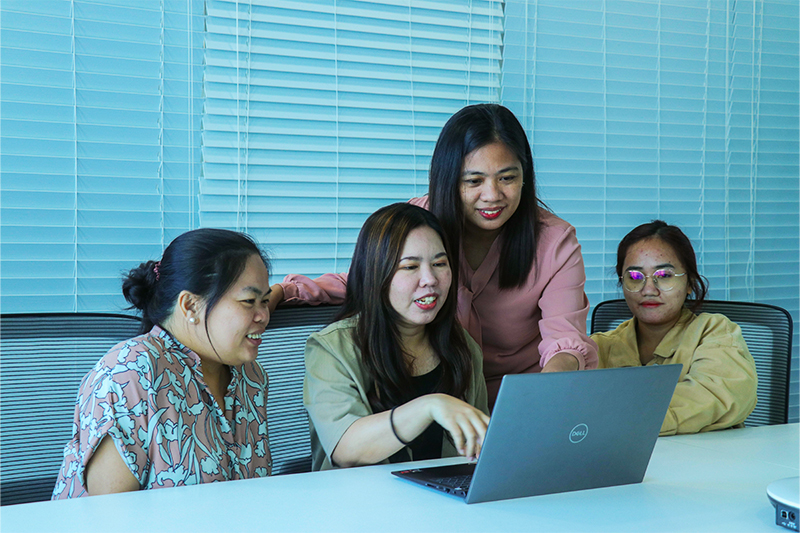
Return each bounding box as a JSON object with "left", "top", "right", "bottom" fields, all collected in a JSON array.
[{"left": 621, "top": 268, "right": 686, "bottom": 293}]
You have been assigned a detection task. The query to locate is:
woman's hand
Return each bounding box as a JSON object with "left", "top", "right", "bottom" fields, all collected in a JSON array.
[
  {"left": 424, "top": 394, "right": 490, "bottom": 460},
  {"left": 331, "top": 394, "right": 489, "bottom": 467}
]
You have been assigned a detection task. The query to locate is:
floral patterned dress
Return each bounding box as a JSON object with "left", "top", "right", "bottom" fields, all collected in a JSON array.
[{"left": 52, "top": 326, "right": 271, "bottom": 499}]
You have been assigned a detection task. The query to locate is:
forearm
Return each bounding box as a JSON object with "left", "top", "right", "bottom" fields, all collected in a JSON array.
[
  {"left": 660, "top": 374, "right": 757, "bottom": 435},
  {"left": 332, "top": 396, "right": 433, "bottom": 467},
  {"left": 660, "top": 330, "right": 758, "bottom": 435},
  {"left": 267, "top": 283, "right": 284, "bottom": 314}
]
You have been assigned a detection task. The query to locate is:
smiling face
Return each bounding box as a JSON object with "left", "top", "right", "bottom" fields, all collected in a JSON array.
[
  {"left": 387, "top": 225, "right": 452, "bottom": 337},
  {"left": 459, "top": 141, "right": 523, "bottom": 239},
  {"left": 622, "top": 237, "right": 691, "bottom": 329},
  {"left": 197, "top": 253, "right": 272, "bottom": 366}
]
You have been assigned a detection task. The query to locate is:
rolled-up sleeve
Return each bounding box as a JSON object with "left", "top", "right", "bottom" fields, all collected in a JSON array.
[
  {"left": 303, "top": 328, "right": 371, "bottom": 467},
  {"left": 281, "top": 273, "right": 348, "bottom": 305},
  {"left": 536, "top": 224, "right": 599, "bottom": 371}
]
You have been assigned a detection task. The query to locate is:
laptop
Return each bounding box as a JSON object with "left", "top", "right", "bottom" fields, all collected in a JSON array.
[{"left": 392, "top": 364, "right": 681, "bottom": 504}]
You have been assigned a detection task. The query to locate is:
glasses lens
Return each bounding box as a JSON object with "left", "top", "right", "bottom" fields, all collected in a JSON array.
[
  {"left": 623, "top": 270, "right": 645, "bottom": 292},
  {"left": 653, "top": 268, "right": 677, "bottom": 291}
]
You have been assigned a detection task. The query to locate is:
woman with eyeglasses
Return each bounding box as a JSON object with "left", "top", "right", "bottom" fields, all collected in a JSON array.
[{"left": 591, "top": 220, "right": 757, "bottom": 435}]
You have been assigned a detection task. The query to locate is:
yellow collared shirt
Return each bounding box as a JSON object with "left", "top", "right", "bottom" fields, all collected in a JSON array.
[{"left": 591, "top": 308, "right": 757, "bottom": 435}]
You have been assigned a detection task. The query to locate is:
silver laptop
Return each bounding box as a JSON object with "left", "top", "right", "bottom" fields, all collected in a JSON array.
[{"left": 392, "top": 364, "right": 681, "bottom": 504}]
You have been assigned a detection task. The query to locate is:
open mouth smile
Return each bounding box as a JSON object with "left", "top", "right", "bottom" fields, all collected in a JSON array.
[
  {"left": 414, "top": 295, "right": 438, "bottom": 310},
  {"left": 478, "top": 208, "right": 503, "bottom": 220}
]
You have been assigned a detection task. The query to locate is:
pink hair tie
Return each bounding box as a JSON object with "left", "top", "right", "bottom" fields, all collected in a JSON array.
[{"left": 153, "top": 261, "right": 161, "bottom": 281}]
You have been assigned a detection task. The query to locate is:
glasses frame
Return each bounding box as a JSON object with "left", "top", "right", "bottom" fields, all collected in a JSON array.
[{"left": 620, "top": 269, "right": 686, "bottom": 293}]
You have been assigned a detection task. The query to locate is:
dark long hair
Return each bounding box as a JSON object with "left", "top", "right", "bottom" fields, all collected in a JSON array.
[
  {"left": 616, "top": 220, "right": 708, "bottom": 312},
  {"left": 339, "top": 203, "right": 473, "bottom": 412},
  {"left": 122, "top": 228, "right": 270, "bottom": 333},
  {"left": 428, "top": 103, "right": 548, "bottom": 288}
]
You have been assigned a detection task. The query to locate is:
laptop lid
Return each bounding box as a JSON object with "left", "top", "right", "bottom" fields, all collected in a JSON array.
[
  {"left": 393, "top": 364, "right": 680, "bottom": 504},
  {"left": 465, "top": 364, "right": 681, "bottom": 503}
]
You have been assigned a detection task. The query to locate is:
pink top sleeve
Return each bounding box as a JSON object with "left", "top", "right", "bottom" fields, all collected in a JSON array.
[
  {"left": 535, "top": 219, "right": 598, "bottom": 370},
  {"left": 281, "top": 273, "right": 349, "bottom": 305}
]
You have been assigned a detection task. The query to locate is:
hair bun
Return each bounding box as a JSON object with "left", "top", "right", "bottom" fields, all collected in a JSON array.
[{"left": 122, "top": 260, "right": 159, "bottom": 311}]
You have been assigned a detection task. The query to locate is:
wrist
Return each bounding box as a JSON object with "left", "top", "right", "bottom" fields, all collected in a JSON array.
[
  {"left": 420, "top": 393, "right": 442, "bottom": 425},
  {"left": 389, "top": 405, "right": 411, "bottom": 445},
  {"left": 543, "top": 352, "right": 579, "bottom": 372}
]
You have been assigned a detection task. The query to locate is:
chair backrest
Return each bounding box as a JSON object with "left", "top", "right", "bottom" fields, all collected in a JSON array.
[
  {"left": 590, "top": 299, "right": 793, "bottom": 427},
  {"left": 257, "top": 304, "right": 341, "bottom": 475},
  {"left": 0, "top": 313, "right": 144, "bottom": 506}
]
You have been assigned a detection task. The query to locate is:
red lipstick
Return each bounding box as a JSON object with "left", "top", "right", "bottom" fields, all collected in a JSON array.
[{"left": 478, "top": 208, "right": 503, "bottom": 220}]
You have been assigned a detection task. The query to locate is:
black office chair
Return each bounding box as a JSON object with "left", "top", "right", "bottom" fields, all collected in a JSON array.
[
  {"left": 590, "top": 299, "right": 793, "bottom": 427},
  {"left": 258, "top": 304, "right": 341, "bottom": 475},
  {"left": 0, "top": 313, "right": 144, "bottom": 505}
]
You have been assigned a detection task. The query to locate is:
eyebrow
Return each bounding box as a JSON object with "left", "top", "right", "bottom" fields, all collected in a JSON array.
[
  {"left": 461, "top": 165, "right": 520, "bottom": 177},
  {"left": 626, "top": 263, "right": 675, "bottom": 271},
  {"left": 240, "top": 286, "right": 272, "bottom": 297},
  {"left": 399, "top": 252, "right": 448, "bottom": 262}
]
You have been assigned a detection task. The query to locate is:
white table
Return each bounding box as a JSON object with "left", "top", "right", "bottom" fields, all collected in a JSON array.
[{"left": 2, "top": 424, "right": 797, "bottom": 533}]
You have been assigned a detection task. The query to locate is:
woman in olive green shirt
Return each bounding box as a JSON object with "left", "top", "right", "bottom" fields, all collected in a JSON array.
[{"left": 304, "top": 204, "right": 489, "bottom": 470}]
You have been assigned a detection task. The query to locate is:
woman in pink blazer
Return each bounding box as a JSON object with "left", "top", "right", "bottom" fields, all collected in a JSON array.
[{"left": 272, "top": 104, "right": 598, "bottom": 407}]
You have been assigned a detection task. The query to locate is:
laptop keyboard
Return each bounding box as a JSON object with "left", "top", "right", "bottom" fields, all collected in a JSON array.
[{"left": 432, "top": 474, "right": 473, "bottom": 490}]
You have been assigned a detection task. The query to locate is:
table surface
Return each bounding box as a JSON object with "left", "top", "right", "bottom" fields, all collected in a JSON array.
[{"left": 2, "top": 424, "right": 798, "bottom": 533}]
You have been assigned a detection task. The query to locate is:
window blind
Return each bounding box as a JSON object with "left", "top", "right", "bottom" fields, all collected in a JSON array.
[
  {"left": 1, "top": 0, "right": 204, "bottom": 313},
  {"left": 201, "top": 0, "right": 503, "bottom": 280},
  {"left": 2, "top": 0, "right": 797, "bottom": 422},
  {"left": 502, "top": 0, "right": 799, "bottom": 421}
]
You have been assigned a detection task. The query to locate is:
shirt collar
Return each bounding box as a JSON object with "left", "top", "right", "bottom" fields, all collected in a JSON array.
[
  {"left": 150, "top": 324, "right": 241, "bottom": 386},
  {"left": 651, "top": 308, "right": 695, "bottom": 359}
]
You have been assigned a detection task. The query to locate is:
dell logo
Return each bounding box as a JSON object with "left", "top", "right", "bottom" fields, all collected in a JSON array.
[{"left": 569, "top": 423, "right": 588, "bottom": 443}]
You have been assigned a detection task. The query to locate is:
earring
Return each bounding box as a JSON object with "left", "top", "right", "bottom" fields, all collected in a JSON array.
[{"left": 188, "top": 317, "right": 197, "bottom": 324}]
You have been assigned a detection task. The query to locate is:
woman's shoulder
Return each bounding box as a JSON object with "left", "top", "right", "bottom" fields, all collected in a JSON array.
[
  {"left": 314, "top": 315, "right": 358, "bottom": 337},
  {"left": 91, "top": 327, "right": 188, "bottom": 383},
  {"left": 308, "top": 316, "right": 360, "bottom": 355},
  {"left": 685, "top": 311, "right": 745, "bottom": 341},
  {"left": 591, "top": 317, "right": 634, "bottom": 339},
  {"left": 532, "top": 211, "right": 583, "bottom": 274},
  {"left": 75, "top": 327, "right": 181, "bottom": 405},
  {"left": 591, "top": 318, "right": 636, "bottom": 349},
  {"left": 97, "top": 328, "right": 162, "bottom": 364},
  {"left": 407, "top": 195, "right": 429, "bottom": 209},
  {"left": 538, "top": 210, "right": 576, "bottom": 239},
  {"left": 305, "top": 316, "right": 369, "bottom": 380}
]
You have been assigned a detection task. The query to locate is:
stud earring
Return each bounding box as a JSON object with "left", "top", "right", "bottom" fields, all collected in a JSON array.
[{"left": 188, "top": 317, "right": 197, "bottom": 324}]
